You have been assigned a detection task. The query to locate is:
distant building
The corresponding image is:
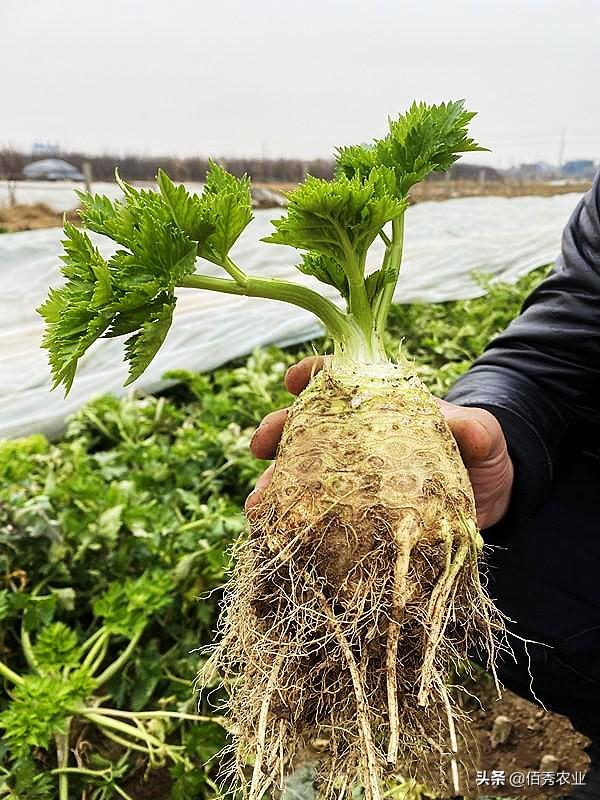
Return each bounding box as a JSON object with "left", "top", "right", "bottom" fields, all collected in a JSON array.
[
  {"left": 561, "top": 159, "right": 596, "bottom": 179},
  {"left": 507, "top": 161, "right": 559, "bottom": 180},
  {"left": 22, "top": 158, "right": 84, "bottom": 181},
  {"left": 439, "top": 163, "right": 503, "bottom": 182}
]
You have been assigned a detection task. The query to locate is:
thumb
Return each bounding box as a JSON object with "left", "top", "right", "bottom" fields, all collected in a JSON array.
[
  {"left": 436, "top": 399, "right": 500, "bottom": 467},
  {"left": 448, "top": 416, "right": 494, "bottom": 467}
]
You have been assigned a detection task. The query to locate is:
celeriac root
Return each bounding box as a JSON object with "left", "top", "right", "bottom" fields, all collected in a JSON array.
[{"left": 201, "top": 357, "right": 508, "bottom": 798}]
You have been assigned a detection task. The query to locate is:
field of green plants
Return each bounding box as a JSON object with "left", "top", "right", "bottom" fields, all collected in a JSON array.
[{"left": 0, "top": 267, "right": 548, "bottom": 799}]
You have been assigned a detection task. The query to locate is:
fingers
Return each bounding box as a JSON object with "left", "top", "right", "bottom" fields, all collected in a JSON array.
[
  {"left": 251, "top": 356, "right": 326, "bottom": 458},
  {"left": 436, "top": 399, "right": 503, "bottom": 467},
  {"left": 284, "top": 356, "right": 325, "bottom": 396},
  {"left": 250, "top": 356, "right": 326, "bottom": 460},
  {"left": 245, "top": 463, "right": 275, "bottom": 512},
  {"left": 250, "top": 408, "right": 289, "bottom": 460},
  {"left": 247, "top": 357, "right": 326, "bottom": 515}
]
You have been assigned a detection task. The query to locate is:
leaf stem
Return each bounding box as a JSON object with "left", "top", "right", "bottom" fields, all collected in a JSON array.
[
  {"left": 88, "top": 637, "right": 109, "bottom": 677},
  {"left": 79, "top": 626, "right": 106, "bottom": 654},
  {"left": 81, "top": 629, "right": 109, "bottom": 672},
  {"left": 51, "top": 768, "right": 135, "bottom": 800},
  {"left": 20, "top": 627, "right": 41, "bottom": 675},
  {"left": 82, "top": 706, "right": 227, "bottom": 725},
  {"left": 375, "top": 214, "right": 405, "bottom": 336},
  {"left": 0, "top": 659, "right": 23, "bottom": 686},
  {"left": 52, "top": 767, "right": 110, "bottom": 778},
  {"left": 379, "top": 229, "right": 392, "bottom": 247},
  {"left": 333, "top": 222, "right": 372, "bottom": 333},
  {"left": 101, "top": 725, "right": 155, "bottom": 754},
  {"left": 223, "top": 256, "right": 247, "bottom": 284},
  {"left": 179, "top": 273, "right": 349, "bottom": 343},
  {"left": 55, "top": 719, "right": 71, "bottom": 800},
  {"left": 95, "top": 630, "right": 142, "bottom": 686},
  {"left": 114, "top": 784, "right": 136, "bottom": 800},
  {"left": 82, "top": 711, "right": 185, "bottom": 757}
]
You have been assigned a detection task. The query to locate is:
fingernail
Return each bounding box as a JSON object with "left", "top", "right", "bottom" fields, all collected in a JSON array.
[
  {"left": 245, "top": 489, "right": 259, "bottom": 511},
  {"left": 249, "top": 426, "right": 262, "bottom": 449}
]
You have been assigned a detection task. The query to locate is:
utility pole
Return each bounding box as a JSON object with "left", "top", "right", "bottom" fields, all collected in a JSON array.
[
  {"left": 7, "top": 179, "right": 17, "bottom": 207},
  {"left": 82, "top": 161, "right": 93, "bottom": 194}
]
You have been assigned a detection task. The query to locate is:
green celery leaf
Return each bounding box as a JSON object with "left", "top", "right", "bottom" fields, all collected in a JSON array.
[
  {"left": 76, "top": 190, "right": 137, "bottom": 247},
  {"left": 336, "top": 100, "right": 486, "bottom": 197},
  {"left": 38, "top": 224, "right": 115, "bottom": 391},
  {"left": 156, "top": 169, "right": 215, "bottom": 244},
  {"left": 4, "top": 756, "right": 55, "bottom": 800},
  {"left": 39, "top": 203, "right": 196, "bottom": 392},
  {"left": 377, "top": 100, "right": 486, "bottom": 195},
  {"left": 335, "top": 142, "right": 377, "bottom": 181},
  {"left": 263, "top": 169, "right": 407, "bottom": 281},
  {"left": 297, "top": 252, "right": 349, "bottom": 300},
  {"left": 0, "top": 670, "right": 95, "bottom": 754},
  {"left": 198, "top": 160, "right": 254, "bottom": 263},
  {"left": 41, "top": 166, "right": 253, "bottom": 392},
  {"left": 93, "top": 571, "right": 173, "bottom": 637},
  {"left": 32, "top": 622, "right": 80, "bottom": 672},
  {"left": 123, "top": 299, "right": 175, "bottom": 385}
]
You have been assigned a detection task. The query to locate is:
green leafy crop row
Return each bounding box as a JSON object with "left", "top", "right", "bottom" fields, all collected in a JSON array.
[{"left": 0, "top": 267, "right": 547, "bottom": 798}]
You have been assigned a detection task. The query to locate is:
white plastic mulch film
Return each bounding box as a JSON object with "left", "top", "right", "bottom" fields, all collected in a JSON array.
[{"left": 0, "top": 180, "right": 584, "bottom": 440}]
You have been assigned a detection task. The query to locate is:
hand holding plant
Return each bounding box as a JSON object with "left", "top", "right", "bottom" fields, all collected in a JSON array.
[{"left": 247, "top": 356, "right": 514, "bottom": 530}]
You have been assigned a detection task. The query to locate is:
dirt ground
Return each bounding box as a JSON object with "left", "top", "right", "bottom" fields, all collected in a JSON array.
[
  {"left": 255, "top": 178, "right": 592, "bottom": 205},
  {"left": 447, "top": 676, "right": 591, "bottom": 799},
  {"left": 119, "top": 676, "right": 590, "bottom": 800},
  {"left": 0, "top": 180, "right": 591, "bottom": 233},
  {"left": 0, "top": 202, "right": 79, "bottom": 232},
  {"left": 409, "top": 178, "right": 591, "bottom": 204}
]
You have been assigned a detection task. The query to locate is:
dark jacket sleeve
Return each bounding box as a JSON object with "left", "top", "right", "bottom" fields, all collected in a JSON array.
[{"left": 445, "top": 170, "right": 600, "bottom": 519}]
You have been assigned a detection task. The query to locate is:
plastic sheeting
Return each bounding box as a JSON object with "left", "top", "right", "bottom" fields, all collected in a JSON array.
[
  {"left": 0, "top": 180, "right": 202, "bottom": 212},
  {"left": 0, "top": 190, "right": 583, "bottom": 440}
]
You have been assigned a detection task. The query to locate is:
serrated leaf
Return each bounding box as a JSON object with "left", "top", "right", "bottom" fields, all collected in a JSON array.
[
  {"left": 41, "top": 166, "right": 252, "bottom": 392},
  {"left": 336, "top": 100, "right": 486, "bottom": 197},
  {"left": 39, "top": 201, "right": 195, "bottom": 392},
  {"left": 93, "top": 572, "right": 172, "bottom": 637},
  {"left": 0, "top": 670, "right": 94, "bottom": 754},
  {"left": 263, "top": 170, "right": 407, "bottom": 279},
  {"left": 32, "top": 622, "right": 80, "bottom": 671},
  {"left": 377, "top": 100, "right": 486, "bottom": 195},
  {"left": 199, "top": 161, "right": 254, "bottom": 263},
  {"left": 77, "top": 190, "right": 136, "bottom": 246},
  {"left": 124, "top": 300, "right": 175, "bottom": 385},
  {"left": 297, "top": 252, "right": 349, "bottom": 299},
  {"left": 157, "top": 169, "right": 215, "bottom": 244},
  {"left": 4, "top": 756, "right": 55, "bottom": 800},
  {"left": 38, "top": 224, "right": 117, "bottom": 391},
  {"left": 335, "top": 143, "right": 377, "bottom": 181}
]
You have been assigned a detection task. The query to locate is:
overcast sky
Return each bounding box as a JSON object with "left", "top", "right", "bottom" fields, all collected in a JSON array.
[{"left": 2, "top": 0, "right": 599, "bottom": 167}]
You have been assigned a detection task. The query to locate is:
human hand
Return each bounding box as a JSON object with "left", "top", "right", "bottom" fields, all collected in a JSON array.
[{"left": 246, "top": 356, "right": 514, "bottom": 530}]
